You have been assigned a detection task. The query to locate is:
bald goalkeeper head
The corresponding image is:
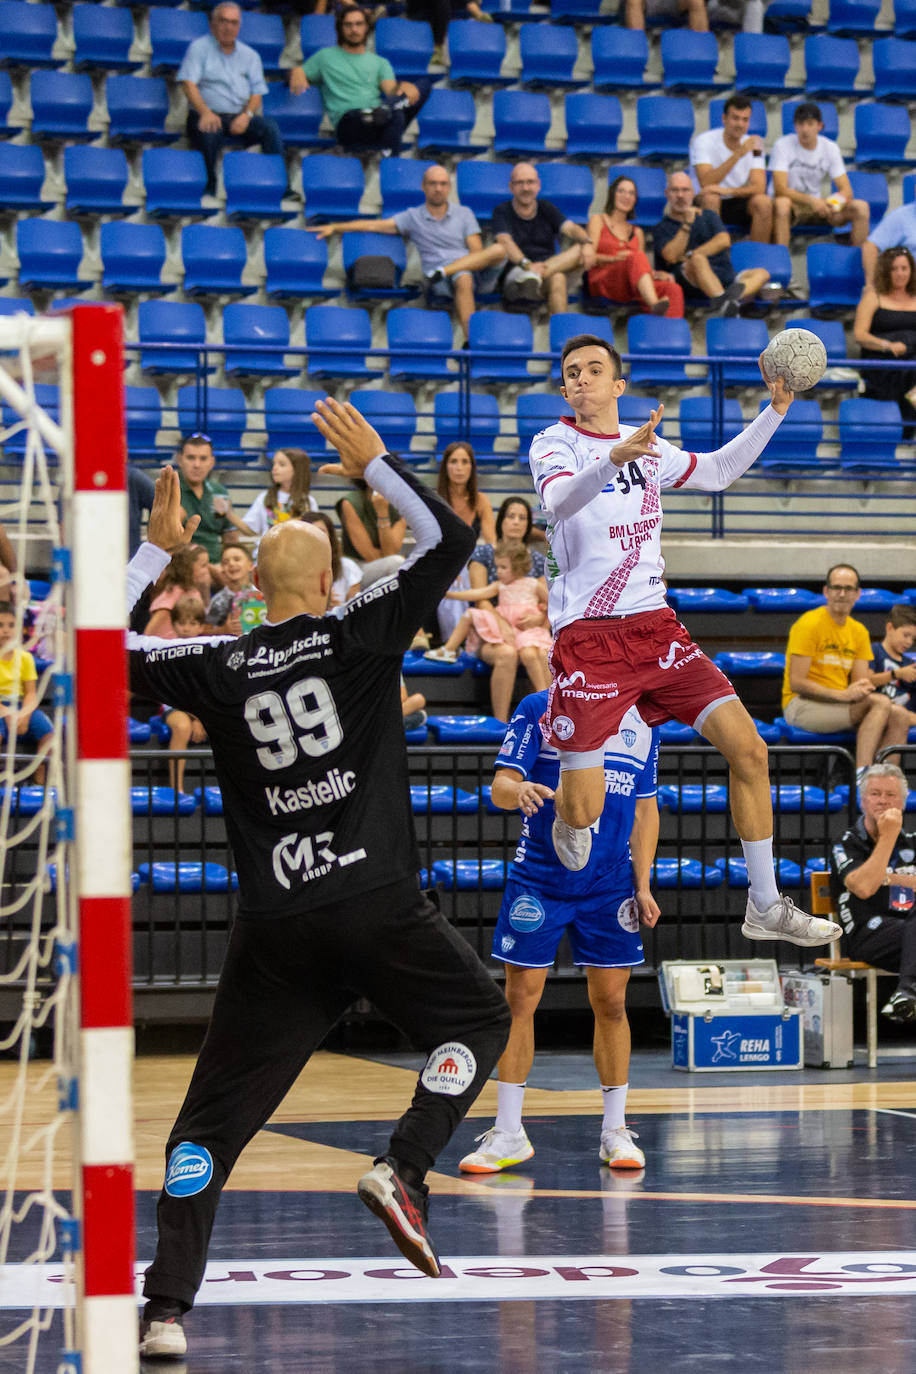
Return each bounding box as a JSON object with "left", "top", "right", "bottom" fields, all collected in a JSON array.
[{"left": 255, "top": 519, "right": 333, "bottom": 620}]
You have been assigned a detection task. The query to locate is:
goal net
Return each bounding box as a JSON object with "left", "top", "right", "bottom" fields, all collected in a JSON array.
[{"left": 0, "top": 308, "right": 135, "bottom": 1374}]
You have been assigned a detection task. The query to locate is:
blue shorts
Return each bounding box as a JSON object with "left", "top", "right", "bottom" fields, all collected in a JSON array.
[
  {"left": 0, "top": 708, "right": 52, "bottom": 746},
  {"left": 492, "top": 876, "right": 645, "bottom": 970}
]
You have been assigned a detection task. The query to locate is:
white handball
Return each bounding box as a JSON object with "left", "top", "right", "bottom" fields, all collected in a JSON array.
[{"left": 761, "top": 328, "right": 828, "bottom": 392}]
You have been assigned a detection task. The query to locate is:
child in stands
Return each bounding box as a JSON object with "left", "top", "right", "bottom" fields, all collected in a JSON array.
[
  {"left": 871, "top": 603, "right": 916, "bottom": 722},
  {"left": 206, "top": 544, "right": 257, "bottom": 635},
  {"left": 0, "top": 602, "right": 53, "bottom": 785},
  {"left": 234, "top": 449, "right": 319, "bottom": 547}
]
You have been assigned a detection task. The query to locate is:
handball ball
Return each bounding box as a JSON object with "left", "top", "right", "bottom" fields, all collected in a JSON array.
[{"left": 761, "top": 328, "right": 828, "bottom": 392}]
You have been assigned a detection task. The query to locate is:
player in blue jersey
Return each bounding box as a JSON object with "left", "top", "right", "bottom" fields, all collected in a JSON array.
[{"left": 459, "top": 690, "right": 660, "bottom": 1174}]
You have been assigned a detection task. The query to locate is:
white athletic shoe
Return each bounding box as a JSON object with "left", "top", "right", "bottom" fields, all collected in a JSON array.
[
  {"left": 599, "top": 1126, "right": 645, "bottom": 1170},
  {"left": 742, "top": 894, "right": 841, "bottom": 948},
  {"left": 459, "top": 1125, "right": 534, "bottom": 1174},
  {"left": 551, "top": 817, "right": 592, "bottom": 871},
  {"left": 138, "top": 1316, "right": 187, "bottom": 1358}
]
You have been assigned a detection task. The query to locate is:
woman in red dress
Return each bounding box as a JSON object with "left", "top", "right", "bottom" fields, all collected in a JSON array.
[{"left": 587, "top": 175, "right": 684, "bottom": 317}]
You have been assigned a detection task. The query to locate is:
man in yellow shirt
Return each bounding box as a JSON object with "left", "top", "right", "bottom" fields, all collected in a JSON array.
[{"left": 782, "top": 564, "right": 910, "bottom": 777}]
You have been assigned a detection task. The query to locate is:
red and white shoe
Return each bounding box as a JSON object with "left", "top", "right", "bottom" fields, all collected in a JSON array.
[{"left": 357, "top": 1159, "right": 441, "bottom": 1278}]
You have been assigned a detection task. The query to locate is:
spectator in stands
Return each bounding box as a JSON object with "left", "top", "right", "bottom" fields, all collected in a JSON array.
[
  {"left": 205, "top": 544, "right": 256, "bottom": 634},
  {"left": 871, "top": 604, "right": 916, "bottom": 722},
  {"left": 769, "top": 103, "right": 869, "bottom": 249},
  {"left": 232, "top": 449, "right": 319, "bottom": 549},
  {"left": 336, "top": 476, "right": 406, "bottom": 590},
  {"left": 782, "top": 563, "right": 911, "bottom": 779},
  {"left": 654, "top": 171, "right": 772, "bottom": 315},
  {"left": 586, "top": 176, "right": 684, "bottom": 317},
  {"left": 128, "top": 467, "right": 156, "bottom": 559},
  {"left": 691, "top": 95, "right": 787, "bottom": 245},
  {"left": 862, "top": 201, "right": 916, "bottom": 289},
  {"left": 624, "top": 0, "right": 708, "bottom": 29},
  {"left": 315, "top": 165, "right": 506, "bottom": 338},
  {"left": 401, "top": 678, "right": 427, "bottom": 732},
  {"left": 178, "top": 3, "right": 290, "bottom": 200},
  {"left": 302, "top": 511, "right": 362, "bottom": 608},
  {"left": 144, "top": 546, "right": 209, "bottom": 638},
  {"left": 830, "top": 763, "right": 916, "bottom": 1023},
  {"left": 290, "top": 7, "right": 431, "bottom": 156},
  {"left": 175, "top": 434, "right": 232, "bottom": 588},
  {"left": 170, "top": 596, "right": 209, "bottom": 640},
  {"left": 0, "top": 602, "right": 52, "bottom": 785},
  {"left": 433, "top": 442, "right": 497, "bottom": 643},
  {"left": 491, "top": 163, "right": 596, "bottom": 314},
  {"left": 853, "top": 247, "right": 916, "bottom": 433},
  {"left": 163, "top": 692, "right": 209, "bottom": 795},
  {"left": 470, "top": 497, "right": 547, "bottom": 587},
  {"left": 401, "top": 0, "right": 494, "bottom": 67}
]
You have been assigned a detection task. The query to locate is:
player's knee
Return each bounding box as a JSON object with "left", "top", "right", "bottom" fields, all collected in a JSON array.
[
  {"left": 563, "top": 795, "right": 601, "bottom": 828},
  {"left": 588, "top": 986, "right": 628, "bottom": 1023},
  {"left": 505, "top": 980, "right": 544, "bottom": 1018}
]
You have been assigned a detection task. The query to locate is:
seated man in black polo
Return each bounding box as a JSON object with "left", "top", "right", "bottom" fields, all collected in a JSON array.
[
  {"left": 653, "top": 171, "right": 772, "bottom": 315},
  {"left": 491, "top": 163, "right": 595, "bottom": 315},
  {"left": 830, "top": 763, "right": 916, "bottom": 1022}
]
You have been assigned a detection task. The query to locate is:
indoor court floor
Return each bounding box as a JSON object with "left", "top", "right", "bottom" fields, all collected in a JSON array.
[{"left": 4, "top": 1046, "right": 916, "bottom": 1373}]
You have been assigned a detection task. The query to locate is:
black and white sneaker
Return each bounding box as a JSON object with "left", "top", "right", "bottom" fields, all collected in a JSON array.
[
  {"left": 882, "top": 990, "right": 916, "bottom": 1023},
  {"left": 357, "top": 1159, "right": 441, "bottom": 1278},
  {"left": 139, "top": 1315, "right": 187, "bottom": 1359}
]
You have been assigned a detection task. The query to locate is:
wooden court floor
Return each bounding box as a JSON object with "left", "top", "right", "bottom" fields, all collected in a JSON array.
[{"left": 4, "top": 1049, "right": 916, "bottom": 1372}]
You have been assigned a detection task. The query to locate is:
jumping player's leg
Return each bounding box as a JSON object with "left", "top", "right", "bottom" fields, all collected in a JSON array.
[
  {"left": 553, "top": 754, "right": 605, "bottom": 869},
  {"left": 587, "top": 966, "right": 644, "bottom": 1168}
]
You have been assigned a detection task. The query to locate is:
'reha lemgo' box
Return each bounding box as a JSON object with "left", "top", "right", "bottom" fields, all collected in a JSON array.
[{"left": 659, "top": 960, "right": 803, "bottom": 1072}]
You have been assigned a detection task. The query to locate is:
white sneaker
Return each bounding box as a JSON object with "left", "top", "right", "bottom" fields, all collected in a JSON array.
[
  {"left": 742, "top": 894, "right": 840, "bottom": 948},
  {"left": 139, "top": 1316, "right": 187, "bottom": 1358},
  {"left": 551, "top": 816, "right": 592, "bottom": 871},
  {"left": 599, "top": 1126, "right": 645, "bottom": 1169},
  {"left": 459, "top": 1125, "right": 534, "bottom": 1174}
]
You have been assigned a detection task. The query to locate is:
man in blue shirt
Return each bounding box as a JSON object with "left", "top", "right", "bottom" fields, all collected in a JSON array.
[
  {"left": 178, "top": 2, "right": 286, "bottom": 198},
  {"left": 459, "top": 691, "right": 661, "bottom": 1174}
]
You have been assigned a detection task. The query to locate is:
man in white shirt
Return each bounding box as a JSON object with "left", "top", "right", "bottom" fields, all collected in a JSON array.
[
  {"left": 527, "top": 332, "right": 842, "bottom": 951},
  {"left": 769, "top": 102, "right": 869, "bottom": 247},
  {"left": 690, "top": 95, "right": 788, "bottom": 244}
]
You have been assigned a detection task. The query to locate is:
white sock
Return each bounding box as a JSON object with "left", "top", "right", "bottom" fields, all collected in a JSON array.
[
  {"left": 495, "top": 1081, "right": 526, "bottom": 1136},
  {"left": 741, "top": 837, "right": 780, "bottom": 911},
  {"left": 601, "top": 1083, "right": 628, "bottom": 1133}
]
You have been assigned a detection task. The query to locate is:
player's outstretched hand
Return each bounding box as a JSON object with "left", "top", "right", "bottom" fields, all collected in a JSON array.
[
  {"left": 147, "top": 465, "right": 201, "bottom": 553},
  {"left": 517, "top": 781, "right": 554, "bottom": 817},
  {"left": 758, "top": 354, "right": 794, "bottom": 415},
  {"left": 610, "top": 405, "right": 664, "bottom": 469},
  {"left": 636, "top": 889, "right": 661, "bottom": 928},
  {"left": 313, "top": 398, "right": 386, "bottom": 478}
]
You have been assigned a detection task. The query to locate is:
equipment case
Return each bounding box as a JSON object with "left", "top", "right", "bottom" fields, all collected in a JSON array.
[
  {"left": 659, "top": 959, "right": 803, "bottom": 1072},
  {"left": 782, "top": 969, "right": 854, "bottom": 1069}
]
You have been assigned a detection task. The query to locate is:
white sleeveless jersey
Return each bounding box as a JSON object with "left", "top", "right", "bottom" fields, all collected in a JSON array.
[{"left": 530, "top": 417, "right": 698, "bottom": 631}]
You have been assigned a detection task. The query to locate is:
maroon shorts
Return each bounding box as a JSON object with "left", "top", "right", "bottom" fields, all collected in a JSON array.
[{"left": 542, "top": 607, "right": 737, "bottom": 753}]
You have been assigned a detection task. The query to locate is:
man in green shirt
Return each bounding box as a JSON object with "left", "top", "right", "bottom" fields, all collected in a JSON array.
[
  {"left": 291, "top": 7, "right": 430, "bottom": 156},
  {"left": 176, "top": 434, "right": 231, "bottom": 586}
]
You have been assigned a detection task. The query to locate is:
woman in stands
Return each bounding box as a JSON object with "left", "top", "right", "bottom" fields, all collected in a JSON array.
[
  {"left": 233, "top": 449, "right": 319, "bottom": 547},
  {"left": 143, "top": 545, "right": 209, "bottom": 639},
  {"left": 302, "top": 511, "right": 362, "bottom": 608},
  {"left": 587, "top": 175, "right": 684, "bottom": 318},
  {"left": 854, "top": 246, "right": 916, "bottom": 433},
  {"left": 436, "top": 442, "right": 497, "bottom": 546}
]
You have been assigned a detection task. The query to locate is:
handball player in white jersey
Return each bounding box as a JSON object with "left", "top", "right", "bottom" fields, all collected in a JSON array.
[{"left": 529, "top": 334, "right": 841, "bottom": 948}]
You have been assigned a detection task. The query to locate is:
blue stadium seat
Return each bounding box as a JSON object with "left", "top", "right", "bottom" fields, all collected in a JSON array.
[
  {"left": 729, "top": 243, "right": 794, "bottom": 300},
  {"left": 897, "top": 0, "right": 916, "bottom": 35},
  {"left": 431, "top": 859, "right": 507, "bottom": 890},
  {"left": 305, "top": 304, "right": 382, "bottom": 380},
  {"left": 410, "top": 785, "right": 479, "bottom": 815},
  {"left": 193, "top": 786, "right": 223, "bottom": 814},
  {"left": 177, "top": 385, "right": 248, "bottom": 457},
  {"left": 781, "top": 99, "right": 839, "bottom": 142},
  {"left": 428, "top": 714, "right": 507, "bottom": 743},
  {"left": 592, "top": 28, "right": 657, "bottom": 90},
  {"left": 64, "top": 145, "right": 129, "bottom": 214},
  {"left": 774, "top": 715, "right": 854, "bottom": 744},
  {"left": 783, "top": 317, "right": 854, "bottom": 387},
  {"left": 743, "top": 588, "right": 819, "bottom": 610},
  {"left": 30, "top": 72, "right": 94, "bottom": 141},
  {"left": 756, "top": 397, "right": 825, "bottom": 471},
  {"left": 618, "top": 394, "right": 662, "bottom": 429},
  {"left": 806, "top": 244, "right": 864, "bottom": 310},
  {"left": 838, "top": 397, "right": 903, "bottom": 473},
  {"left": 300, "top": 13, "right": 335, "bottom": 62},
  {"left": 549, "top": 312, "right": 613, "bottom": 380},
  {"left": 128, "top": 717, "right": 152, "bottom": 744},
  {"left": 378, "top": 156, "right": 433, "bottom": 216},
  {"left": 263, "top": 387, "right": 325, "bottom": 450},
  {"left": 733, "top": 33, "right": 798, "bottom": 94},
  {"left": 142, "top": 148, "right": 208, "bottom": 217},
  {"left": 100, "top": 221, "right": 167, "bottom": 293},
  {"left": 2, "top": 383, "right": 58, "bottom": 453},
  {"left": 492, "top": 90, "right": 553, "bottom": 157},
  {"left": 140, "top": 861, "right": 238, "bottom": 893},
  {"left": 446, "top": 21, "right": 511, "bottom": 86},
  {"left": 713, "top": 651, "right": 786, "bottom": 674},
  {"left": 715, "top": 856, "right": 802, "bottom": 887},
  {"left": 872, "top": 37, "right": 916, "bottom": 101},
  {"left": 0, "top": 72, "right": 16, "bottom": 137},
  {"left": 238, "top": 11, "right": 285, "bottom": 73},
  {"left": 481, "top": 0, "right": 544, "bottom": 18},
  {"left": 415, "top": 88, "right": 486, "bottom": 153},
  {"left": 149, "top": 9, "right": 208, "bottom": 71},
  {"left": 563, "top": 92, "right": 622, "bottom": 159},
  {"left": 138, "top": 299, "right": 210, "bottom": 374},
  {"left": 263, "top": 226, "right": 336, "bottom": 300},
  {"left": 468, "top": 311, "right": 533, "bottom": 383},
  {"left": 387, "top": 307, "right": 454, "bottom": 380},
  {"left": 854, "top": 103, "right": 915, "bottom": 166},
  {"left": 605, "top": 164, "right": 666, "bottom": 228},
  {"left": 455, "top": 160, "right": 512, "bottom": 223},
  {"left": 0, "top": 297, "right": 34, "bottom": 319},
  {"left": 0, "top": 145, "right": 53, "bottom": 210},
  {"left": 17, "top": 220, "right": 91, "bottom": 290},
  {"left": 660, "top": 30, "right": 725, "bottom": 90},
  {"left": 223, "top": 152, "right": 294, "bottom": 222},
  {"left": 653, "top": 858, "right": 723, "bottom": 888},
  {"left": 753, "top": 718, "right": 783, "bottom": 744},
  {"left": 763, "top": 0, "right": 813, "bottom": 24},
  {"left": 375, "top": 17, "right": 434, "bottom": 79},
  {"left": 351, "top": 389, "right": 417, "bottom": 455},
  {"left": 434, "top": 392, "right": 501, "bottom": 458},
  {"left": 827, "top": 0, "right": 882, "bottom": 33},
  {"left": 262, "top": 85, "right": 333, "bottom": 149},
  {"left": 519, "top": 23, "right": 585, "bottom": 88},
  {"left": 516, "top": 392, "right": 573, "bottom": 453},
  {"left": 106, "top": 76, "right": 172, "bottom": 143},
  {"left": 855, "top": 587, "right": 900, "bottom": 611},
  {"left": 658, "top": 784, "right": 729, "bottom": 813},
  {"left": 708, "top": 97, "right": 767, "bottom": 138},
  {"left": 72, "top": 5, "right": 140, "bottom": 72},
  {"left": 666, "top": 587, "right": 750, "bottom": 613},
  {"left": 636, "top": 95, "right": 694, "bottom": 161},
  {"left": 131, "top": 787, "right": 196, "bottom": 816},
  {"left": 0, "top": 3, "right": 57, "bottom": 67},
  {"left": 301, "top": 154, "right": 365, "bottom": 223},
  {"left": 552, "top": 0, "right": 608, "bottom": 21},
  {"left": 803, "top": 34, "right": 860, "bottom": 96},
  {"left": 224, "top": 303, "right": 298, "bottom": 377},
  {"left": 627, "top": 315, "right": 695, "bottom": 387},
  {"left": 677, "top": 397, "right": 745, "bottom": 450},
  {"left": 181, "top": 224, "right": 253, "bottom": 297},
  {"left": 402, "top": 648, "right": 473, "bottom": 676},
  {"left": 342, "top": 231, "right": 409, "bottom": 300},
  {"left": 124, "top": 385, "right": 163, "bottom": 459},
  {"left": 844, "top": 170, "right": 888, "bottom": 234},
  {"left": 533, "top": 162, "right": 593, "bottom": 224}
]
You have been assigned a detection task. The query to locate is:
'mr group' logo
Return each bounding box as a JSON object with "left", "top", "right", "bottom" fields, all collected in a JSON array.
[{"left": 421, "top": 1042, "right": 478, "bottom": 1096}]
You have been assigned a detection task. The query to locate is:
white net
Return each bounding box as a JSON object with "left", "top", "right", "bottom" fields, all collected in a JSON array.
[{"left": 0, "top": 315, "right": 80, "bottom": 1372}]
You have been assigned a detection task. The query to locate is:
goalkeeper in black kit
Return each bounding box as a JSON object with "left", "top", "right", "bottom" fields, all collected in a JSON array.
[{"left": 131, "top": 401, "right": 511, "bottom": 1361}]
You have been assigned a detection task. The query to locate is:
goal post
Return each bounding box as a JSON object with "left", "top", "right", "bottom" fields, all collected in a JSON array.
[{"left": 0, "top": 306, "right": 136, "bottom": 1374}]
